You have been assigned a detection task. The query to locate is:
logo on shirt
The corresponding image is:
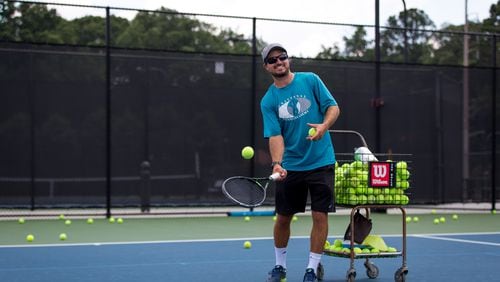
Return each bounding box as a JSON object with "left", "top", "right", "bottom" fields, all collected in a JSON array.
[{"left": 278, "top": 95, "right": 311, "bottom": 121}]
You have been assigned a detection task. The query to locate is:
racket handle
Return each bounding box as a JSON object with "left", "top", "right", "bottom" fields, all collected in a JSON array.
[{"left": 269, "top": 172, "right": 281, "bottom": 181}]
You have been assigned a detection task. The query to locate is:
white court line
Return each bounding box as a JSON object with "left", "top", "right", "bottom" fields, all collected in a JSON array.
[
  {"left": 2, "top": 232, "right": 500, "bottom": 249},
  {"left": 413, "top": 234, "right": 500, "bottom": 247}
]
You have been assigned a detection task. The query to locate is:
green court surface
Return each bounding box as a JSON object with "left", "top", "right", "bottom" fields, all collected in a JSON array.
[{"left": 1, "top": 211, "right": 498, "bottom": 245}]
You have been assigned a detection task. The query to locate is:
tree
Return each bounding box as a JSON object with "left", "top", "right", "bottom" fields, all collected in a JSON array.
[
  {"left": 343, "top": 26, "right": 370, "bottom": 59},
  {"left": 315, "top": 44, "right": 341, "bottom": 60},
  {"left": 0, "top": 2, "right": 65, "bottom": 43},
  {"left": 380, "top": 8, "right": 436, "bottom": 63}
]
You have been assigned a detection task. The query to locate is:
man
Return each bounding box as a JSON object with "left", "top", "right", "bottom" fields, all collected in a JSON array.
[{"left": 260, "top": 43, "right": 340, "bottom": 282}]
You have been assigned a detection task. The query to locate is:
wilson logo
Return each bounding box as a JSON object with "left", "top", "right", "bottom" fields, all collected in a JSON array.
[
  {"left": 369, "top": 162, "right": 395, "bottom": 187},
  {"left": 372, "top": 165, "right": 387, "bottom": 178}
]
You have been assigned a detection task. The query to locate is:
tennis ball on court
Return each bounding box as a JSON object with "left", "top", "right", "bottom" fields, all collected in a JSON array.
[
  {"left": 59, "top": 214, "right": 65, "bottom": 220},
  {"left": 413, "top": 216, "right": 419, "bottom": 222},
  {"left": 405, "top": 216, "right": 412, "bottom": 223},
  {"left": 241, "top": 146, "right": 254, "bottom": 159},
  {"left": 451, "top": 214, "right": 458, "bottom": 220},
  {"left": 492, "top": 209, "right": 497, "bottom": 214},
  {"left": 117, "top": 218, "right": 124, "bottom": 224},
  {"left": 433, "top": 218, "right": 440, "bottom": 224},
  {"left": 308, "top": 127, "right": 317, "bottom": 137},
  {"left": 18, "top": 218, "right": 25, "bottom": 224},
  {"left": 59, "top": 233, "right": 67, "bottom": 241},
  {"left": 243, "top": 241, "right": 252, "bottom": 249},
  {"left": 109, "top": 217, "right": 115, "bottom": 223},
  {"left": 431, "top": 209, "right": 437, "bottom": 214},
  {"left": 292, "top": 215, "right": 298, "bottom": 221},
  {"left": 64, "top": 219, "right": 72, "bottom": 225},
  {"left": 439, "top": 216, "right": 446, "bottom": 223},
  {"left": 87, "top": 218, "right": 94, "bottom": 224},
  {"left": 244, "top": 216, "right": 251, "bottom": 222},
  {"left": 26, "top": 234, "right": 34, "bottom": 242}
]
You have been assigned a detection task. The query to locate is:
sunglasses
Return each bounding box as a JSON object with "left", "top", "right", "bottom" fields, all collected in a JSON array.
[{"left": 266, "top": 53, "right": 288, "bottom": 64}]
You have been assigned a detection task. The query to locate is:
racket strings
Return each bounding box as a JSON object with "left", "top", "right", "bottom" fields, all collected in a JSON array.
[{"left": 223, "top": 178, "right": 266, "bottom": 206}]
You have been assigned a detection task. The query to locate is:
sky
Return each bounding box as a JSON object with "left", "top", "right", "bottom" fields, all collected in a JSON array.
[{"left": 30, "top": 0, "right": 496, "bottom": 57}]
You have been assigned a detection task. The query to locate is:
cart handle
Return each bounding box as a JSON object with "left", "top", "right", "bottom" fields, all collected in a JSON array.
[{"left": 329, "top": 129, "right": 369, "bottom": 148}]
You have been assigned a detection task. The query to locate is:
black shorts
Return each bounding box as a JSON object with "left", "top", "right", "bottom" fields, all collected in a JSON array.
[{"left": 275, "top": 165, "right": 336, "bottom": 215}]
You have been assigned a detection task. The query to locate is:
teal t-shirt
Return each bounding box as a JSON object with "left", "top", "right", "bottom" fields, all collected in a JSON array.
[{"left": 260, "top": 72, "right": 338, "bottom": 171}]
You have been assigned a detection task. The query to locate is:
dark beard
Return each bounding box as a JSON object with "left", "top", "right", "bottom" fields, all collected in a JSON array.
[{"left": 272, "top": 69, "right": 289, "bottom": 78}]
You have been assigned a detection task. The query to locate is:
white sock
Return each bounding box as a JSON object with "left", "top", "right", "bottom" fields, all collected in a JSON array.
[
  {"left": 306, "top": 252, "right": 322, "bottom": 273},
  {"left": 275, "top": 247, "right": 287, "bottom": 268}
]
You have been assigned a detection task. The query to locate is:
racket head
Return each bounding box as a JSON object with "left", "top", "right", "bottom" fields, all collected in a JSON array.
[{"left": 221, "top": 176, "right": 268, "bottom": 208}]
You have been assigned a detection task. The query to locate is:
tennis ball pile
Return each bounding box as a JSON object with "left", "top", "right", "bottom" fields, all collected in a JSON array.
[
  {"left": 324, "top": 238, "right": 399, "bottom": 254},
  {"left": 334, "top": 160, "right": 410, "bottom": 205},
  {"left": 241, "top": 146, "right": 254, "bottom": 160}
]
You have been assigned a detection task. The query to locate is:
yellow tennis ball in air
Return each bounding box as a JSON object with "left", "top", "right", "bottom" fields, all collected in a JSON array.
[
  {"left": 243, "top": 241, "right": 252, "bottom": 249},
  {"left": 109, "top": 217, "right": 115, "bottom": 223},
  {"left": 59, "top": 233, "right": 67, "bottom": 241},
  {"left": 64, "top": 219, "right": 72, "bottom": 225},
  {"left": 117, "top": 218, "right": 124, "bottom": 224},
  {"left": 18, "top": 218, "right": 25, "bottom": 224},
  {"left": 308, "top": 127, "right": 317, "bottom": 136},
  {"left": 87, "top": 218, "right": 94, "bottom": 224},
  {"left": 26, "top": 234, "right": 34, "bottom": 242},
  {"left": 244, "top": 216, "right": 251, "bottom": 222},
  {"left": 241, "top": 146, "right": 254, "bottom": 159}
]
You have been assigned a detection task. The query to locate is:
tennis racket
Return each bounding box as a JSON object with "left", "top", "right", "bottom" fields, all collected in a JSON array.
[{"left": 222, "top": 172, "right": 281, "bottom": 208}]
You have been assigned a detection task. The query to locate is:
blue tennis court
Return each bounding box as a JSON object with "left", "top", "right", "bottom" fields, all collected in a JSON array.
[{"left": 1, "top": 232, "right": 499, "bottom": 282}]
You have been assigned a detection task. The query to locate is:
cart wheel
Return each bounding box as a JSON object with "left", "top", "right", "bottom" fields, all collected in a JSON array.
[
  {"left": 346, "top": 269, "right": 356, "bottom": 282},
  {"left": 316, "top": 262, "right": 324, "bottom": 281},
  {"left": 394, "top": 267, "right": 408, "bottom": 282},
  {"left": 364, "top": 261, "right": 379, "bottom": 279}
]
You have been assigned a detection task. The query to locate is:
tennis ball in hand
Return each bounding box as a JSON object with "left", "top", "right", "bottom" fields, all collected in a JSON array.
[
  {"left": 243, "top": 241, "right": 252, "bottom": 249},
  {"left": 241, "top": 146, "right": 254, "bottom": 159},
  {"left": 308, "top": 127, "right": 317, "bottom": 137},
  {"left": 26, "top": 234, "right": 34, "bottom": 242},
  {"left": 59, "top": 233, "right": 67, "bottom": 241}
]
